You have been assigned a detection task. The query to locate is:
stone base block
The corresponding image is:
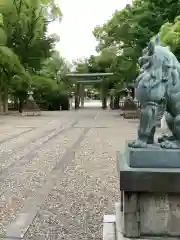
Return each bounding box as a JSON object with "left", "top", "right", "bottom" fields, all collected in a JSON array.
[
  {"left": 120, "top": 192, "right": 180, "bottom": 238},
  {"left": 103, "top": 215, "right": 116, "bottom": 240},
  {"left": 126, "top": 141, "right": 180, "bottom": 168},
  {"left": 21, "top": 111, "right": 41, "bottom": 116},
  {"left": 117, "top": 147, "right": 180, "bottom": 239},
  {"left": 114, "top": 202, "right": 180, "bottom": 239},
  {"left": 104, "top": 203, "right": 180, "bottom": 240},
  {"left": 123, "top": 110, "right": 140, "bottom": 119},
  {"left": 118, "top": 151, "right": 180, "bottom": 193}
]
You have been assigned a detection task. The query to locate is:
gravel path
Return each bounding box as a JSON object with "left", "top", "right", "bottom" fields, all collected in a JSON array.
[{"left": 0, "top": 109, "right": 137, "bottom": 239}]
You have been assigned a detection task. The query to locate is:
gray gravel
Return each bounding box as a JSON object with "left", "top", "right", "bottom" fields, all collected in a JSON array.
[
  {"left": 0, "top": 126, "right": 83, "bottom": 235},
  {"left": 25, "top": 110, "right": 137, "bottom": 240},
  {"left": 0, "top": 110, "right": 137, "bottom": 239}
]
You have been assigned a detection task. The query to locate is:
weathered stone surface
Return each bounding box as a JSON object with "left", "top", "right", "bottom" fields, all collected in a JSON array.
[
  {"left": 126, "top": 141, "right": 180, "bottom": 168},
  {"left": 119, "top": 192, "right": 180, "bottom": 238},
  {"left": 140, "top": 194, "right": 169, "bottom": 236},
  {"left": 140, "top": 193, "right": 180, "bottom": 237},
  {"left": 123, "top": 192, "right": 140, "bottom": 238},
  {"left": 168, "top": 195, "right": 180, "bottom": 236},
  {"left": 115, "top": 203, "right": 180, "bottom": 239}
]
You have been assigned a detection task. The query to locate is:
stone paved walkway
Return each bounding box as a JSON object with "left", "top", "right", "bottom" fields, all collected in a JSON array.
[{"left": 0, "top": 109, "right": 138, "bottom": 240}]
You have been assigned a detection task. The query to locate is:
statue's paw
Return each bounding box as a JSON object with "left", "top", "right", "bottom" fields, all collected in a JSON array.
[
  {"left": 158, "top": 135, "right": 168, "bottom": 143},
  {"left": 160, "top": 140, "right": 180, "bottom": 149},
  {"left": 128, "top": 140, "right": 147, "bottom": 148},
  {"left": 158, "top": 135, "right": 175, "bottom": 143}
]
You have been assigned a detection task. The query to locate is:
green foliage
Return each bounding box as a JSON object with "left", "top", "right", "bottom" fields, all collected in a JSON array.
[
  {"left": 91, "top": 0, "right": 180, "bottom": 93},
  {"left": 41, "top": 51, "right": 70, "bottom": 82},
  {"left": 73, "top": 58, "right": 89, "bottom": 73},
  {"left": 0, "top": 0, "right": 66, "bottom": 112},
  {"left": 3, "top": 0, "right": 180, "bottom": 112},
  {"left": 1, "top": 0, "right": 61, "bottom": 72},
  {"left": 0, "top": 21, "right": 28, "bottom": 90},
  {"left": 159, "top": 16, "right": 180, "bottom": 59},
  {"left": 32, "top": 75, "right": 70, "bottom": 110},
  {"left": 32, "top": 52, "right": 71, "bottom": 110}
]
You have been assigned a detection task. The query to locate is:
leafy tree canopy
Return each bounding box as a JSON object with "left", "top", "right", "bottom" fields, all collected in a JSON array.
[
  {"left": 91, "top": 0, "right": 180, "bottom": 91},
  {"left": 0, "top": 0, "right": 65, "bottom": 112},
  {"left": 159, "top": 16, "right": 180, "bottom": 60}
]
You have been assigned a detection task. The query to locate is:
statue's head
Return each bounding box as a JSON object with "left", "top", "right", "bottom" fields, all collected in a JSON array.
[
  {"left": 138, "top": 40, "right": 180, "bottom": 89},
  {"left": 148, "top": 43, "right": 179, "bottom": 86},
  {"left": 147, "top": 40, "right": 155, "bottom": 56}
]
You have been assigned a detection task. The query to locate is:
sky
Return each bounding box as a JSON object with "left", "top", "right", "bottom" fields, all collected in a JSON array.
[{"left": 48, "top": 0, "right": 131, "bottom": 63}]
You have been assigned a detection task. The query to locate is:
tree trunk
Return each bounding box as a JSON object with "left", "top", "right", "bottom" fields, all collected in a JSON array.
[
  {"left": 14, "top": 96, "right": 18, "bottom": 110},
  {"left": 80, "top": 84, "right": 85, "bottom": 108},
  {"left": 101, "top": 84, "right": 108, "bottom": 110},
  {"left": 102, "top": 97, "right": 107, "bottom": 109},
  {"left": 3, "top": 85, "right": 8, "bottom": 113},
  {"left": 75, "top": 83, "right": 80, "bottom": 109},
  {"left": 19, "top": 98, "right": 24, "bottom": 113},
  {"left": 114, "top": 96, "right": 120, "bottom": 109},
  {"left": 110, "top": 96, "right": 113, "bottom": 109},
  {"left": 0, "top": 89, "right": 3, "bottom": 113}
]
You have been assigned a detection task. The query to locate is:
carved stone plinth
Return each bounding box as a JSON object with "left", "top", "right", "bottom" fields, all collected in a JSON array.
[
  {"left": 123, "top": 110, "right": 140, "bottom": 119},
  {"left": 121, "top": 98, "right": 140, "bottom": 119},
  {"left": 126, "top": 142, "right": 180, "bottom": 168},
  {"left": 117, "top": 144, "right": 180, "bottom": 239},
  {"left": 22, "top": 99, "right": 41, "bottom": 116}
]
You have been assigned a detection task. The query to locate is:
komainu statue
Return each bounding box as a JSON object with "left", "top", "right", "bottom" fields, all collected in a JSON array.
[{"left": 129, "top": 40, "right": 180, "bottom": 149}]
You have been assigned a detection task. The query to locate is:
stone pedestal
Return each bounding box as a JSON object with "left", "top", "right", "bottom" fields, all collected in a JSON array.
[
  {"left": 121, "top": 98, "right": 140, "bottom": 119},
  {"left": 22, "top": 99, "right": 41, "bottom": 116},
  {"left": 117, "top": 142, "right": 180, "bottom": 239}
]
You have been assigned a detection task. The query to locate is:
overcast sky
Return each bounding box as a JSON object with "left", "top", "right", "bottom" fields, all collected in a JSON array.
[{"left": 48, "top": 0, "right": 131, "bottom": 62}]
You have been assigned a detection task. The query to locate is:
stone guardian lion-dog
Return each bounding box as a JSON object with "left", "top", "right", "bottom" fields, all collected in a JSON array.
[{"left": 129, "top": 40, "right": 180, "bottom": 149}]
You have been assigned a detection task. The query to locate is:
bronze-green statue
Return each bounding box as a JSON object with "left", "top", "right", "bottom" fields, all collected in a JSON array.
[{"left": 129, "top": 40, "right": 180, "bottom": 149}]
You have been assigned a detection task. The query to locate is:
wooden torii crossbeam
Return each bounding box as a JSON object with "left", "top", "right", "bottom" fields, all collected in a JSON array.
[
  {"left": 66, "top": 73, "right": 113, "bottom": 82},
  {"left": 66, "top": 73, "right": 114, "bottom": 77}
]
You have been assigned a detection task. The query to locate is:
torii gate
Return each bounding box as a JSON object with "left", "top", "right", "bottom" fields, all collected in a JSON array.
[{"left": 66, "top": 73, "right": 113, "bottom": 109}]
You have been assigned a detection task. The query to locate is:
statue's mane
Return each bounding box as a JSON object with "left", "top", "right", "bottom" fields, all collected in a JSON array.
[
  {"left": 154, "top": 45, "right": 173, "bottom": 64},
  {"left": 145, "top": 42, "right": 180, "bottom": 86}
]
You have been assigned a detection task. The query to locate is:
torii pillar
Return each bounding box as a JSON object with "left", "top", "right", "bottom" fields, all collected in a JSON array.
[
  {"left": 75, "top": 83, "right": 80, "bottom": 109},
  {"left": 101, "top": 81, "right": 108, "bottom": 109},
  {"left": 80, "top": 84, "right": 85, "bottom": 108}
]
